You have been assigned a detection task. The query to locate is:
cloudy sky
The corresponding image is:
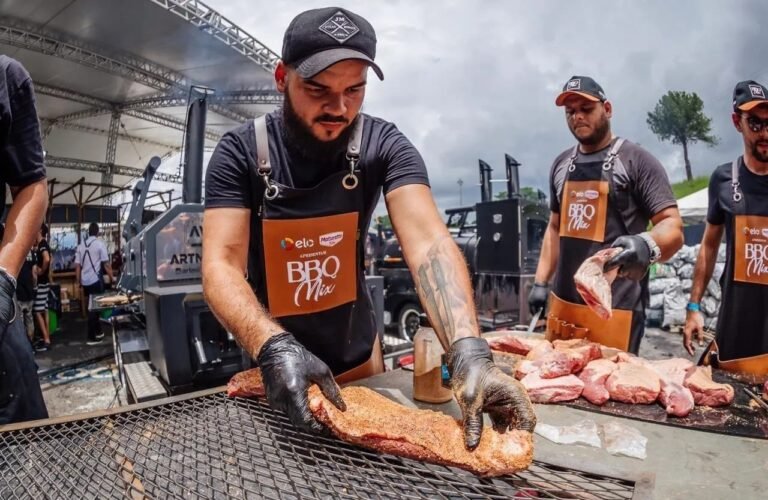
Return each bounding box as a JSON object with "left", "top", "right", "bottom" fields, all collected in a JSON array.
[{"left": 206, "top": 0, "right": 767, "bottom": 215}]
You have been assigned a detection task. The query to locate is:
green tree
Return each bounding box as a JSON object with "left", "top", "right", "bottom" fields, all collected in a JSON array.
[
  {"left": 647, "top": 91, "right": 718, "bottom": 181},
  {"left": 495, "top": 187, "right": 542, "bottom": 202}
]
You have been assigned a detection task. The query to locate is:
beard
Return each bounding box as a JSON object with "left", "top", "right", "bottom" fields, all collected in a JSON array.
[
  {"left": 281, "top": 89, "right": 358, "bottom": 161},
  {"left": 570, "top": 115, "right": 611, "bottom": 148},
  {"left": 750, "top": 139, "right": 768, "bottom": 163}
]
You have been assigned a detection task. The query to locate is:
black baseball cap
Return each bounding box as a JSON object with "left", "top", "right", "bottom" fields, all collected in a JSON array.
[
  {"left": 733, "top": 80, "right": 768, "bottom": 111},
  {"left": 282, "top": 7, "right": 384, "bottom": 80},
  {"left": 555, "top": 76, "right": 607, "bottom": 106}
]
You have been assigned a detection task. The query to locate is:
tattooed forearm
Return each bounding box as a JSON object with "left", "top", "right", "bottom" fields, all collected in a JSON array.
[{"left": 414, "top": 236, "right": 480, "bottom": 349}]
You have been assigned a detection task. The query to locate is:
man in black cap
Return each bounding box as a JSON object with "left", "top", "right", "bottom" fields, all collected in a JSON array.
[
  {"left": 0, "top": 55, "right": 49, "bottom": 424},
  {"left": 203, "top": 7, "right": 535, "bottom": 447},
  {"left": 684, "top": 80, "right": 768, "bottom": 377},
  {"left": 529, "top": 76, "right": 683, "bottom": 354}
]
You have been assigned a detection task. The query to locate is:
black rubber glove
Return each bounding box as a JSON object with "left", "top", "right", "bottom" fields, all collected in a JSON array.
[
  {"left": 447, "top": 337, "right": 537, "bottom": 450},
  {"left": 257, "top": 332, "right": 346, "bottom": 433},
  {"left": 604, "top": 235, "right": 651, "bottom": 281},
  {"left": 0, "top": 270, "right": 16, "bottom": 326},
  {"left": 527, "top": 282, "right": 549, "bottom": 315}
]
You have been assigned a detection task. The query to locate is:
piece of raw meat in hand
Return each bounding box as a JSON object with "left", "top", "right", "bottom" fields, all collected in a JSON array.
[
  {"left": 684, "top": 366, "right": 734, "bottom": 407},
  {"left": 489, "top": 335, "right": 550, "bottom": 356},
  {"left": 605, "top": 363, "right": 660, "bottom": 404},
  {"left": 573, "top": 247, "right": 623, "bottom": 320},
  {"left": 308, "top": 386, "right": 534, "bottom": 477},
  {"left": 579, "top": 359, "right": 618, "bottom": 405}
]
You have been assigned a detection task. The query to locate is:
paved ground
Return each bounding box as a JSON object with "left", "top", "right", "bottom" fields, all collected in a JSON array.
[{"left": 34, "top": 313, "right": 114, "bottom": 375}]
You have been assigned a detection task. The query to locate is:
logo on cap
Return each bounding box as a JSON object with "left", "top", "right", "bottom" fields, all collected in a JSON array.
[
  {"left": 749, "top": 84, "right": 766, "bottom": 99},
  {"left": 567, "top": 79, "right": 581, "bottom": 90},
  {"left": 319, "top": 11, "right": 360, "bottom": 44}
]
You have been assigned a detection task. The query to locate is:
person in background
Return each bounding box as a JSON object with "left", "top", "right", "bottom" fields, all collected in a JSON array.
[
  {"left": 529, "top": 75, "right": 683, "bottom": 354},
  {"left": 33, "top": 223, "right": 51, "bottom": 351},
  {"left": 684, "top": 80, "right": 768, "bottom": 377},
  {"left": 17, "top": 246, "right": 37, "bottom": 343},
  {"left": 74, "top": 222, "right": 113, "bottom": 345},
  {"left": 0, "top": 54, "right": 49, "bottom": 424}
]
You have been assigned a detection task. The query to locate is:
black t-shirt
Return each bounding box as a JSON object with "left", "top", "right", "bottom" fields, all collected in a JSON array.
[
  {"left": 205, "top": 110, "right": 430, "bottom": 274},
  {"left": 17, "top": 251, "right": 35, "bottom": 302},
  {"left": 0, "top": 55, "right": 46, "bottom": 196},
  {"left": 205, "top": 111, "right": 429, "bottom": 211},
  {"left": 35, "top": 239, "right": 50, "bottom": 284}
]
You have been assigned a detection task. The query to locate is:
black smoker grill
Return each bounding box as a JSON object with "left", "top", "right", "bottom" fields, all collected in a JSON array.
[{"left": 0, "top": 389, "right": 644, "bottom": 499}]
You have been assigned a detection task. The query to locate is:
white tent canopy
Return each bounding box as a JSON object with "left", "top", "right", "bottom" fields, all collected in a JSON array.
[{"left": 677, "top": 188, "right": 709, "bottom": 224}]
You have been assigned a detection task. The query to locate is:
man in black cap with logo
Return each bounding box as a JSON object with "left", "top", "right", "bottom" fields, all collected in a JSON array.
[
  {"left": 0, "top": 55, "right": 49, "bottom": 424},
  {"left": 684, "top": 80, "right": 768, "bottom": 377},
  {"left": 529, "top": 76, "right": 683, "bottom": 354},
  {"left": 203, "top": 7, "right": 535, "bottom": 448}
]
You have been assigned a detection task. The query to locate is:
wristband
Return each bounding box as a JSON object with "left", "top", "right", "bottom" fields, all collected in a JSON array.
[{"left": 686, "top": 302, "right": 700, "bottom": 312}]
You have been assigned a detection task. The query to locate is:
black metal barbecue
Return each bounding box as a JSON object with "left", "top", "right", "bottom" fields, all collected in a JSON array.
[{"left": 0, "top": 389, "right": 642, "bottom": 499}]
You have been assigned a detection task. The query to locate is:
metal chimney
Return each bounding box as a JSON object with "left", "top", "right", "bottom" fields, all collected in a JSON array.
[
  {"left": 504, "top": 154, "right": 521, "bottom": 199},
  {"left": 478, "top": 159, "right": 493, "bottom": 202},
  {"left": 182, "top": 87, "right": 212, "bottom": 204}
]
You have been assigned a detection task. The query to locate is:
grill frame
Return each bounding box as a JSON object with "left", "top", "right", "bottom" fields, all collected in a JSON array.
[{"left": 1, "top": 387, "right": 652, "bottom": 499}]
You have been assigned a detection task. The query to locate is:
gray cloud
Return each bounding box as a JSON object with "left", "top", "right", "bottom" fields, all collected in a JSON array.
[{"left": 206, "top": 0, "right": 768, "bottom": 213}]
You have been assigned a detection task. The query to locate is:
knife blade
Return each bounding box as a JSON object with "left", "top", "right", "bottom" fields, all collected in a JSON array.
[
  {"left": 527, "top": 308, "right": 542, "bottom": 333},
  {"left": 744, "top": 388, "right": 768, "bottom": 413}
]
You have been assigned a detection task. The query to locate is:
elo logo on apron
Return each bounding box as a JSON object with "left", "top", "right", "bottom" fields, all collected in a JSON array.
[
  {"left": 734, "top": 214, "right": 768, "bottom": 285},
  {"left": 560, "top": 180, "right": 609, "bottom": 242},
  {"left": 262, "top": 212, "right": 359, "bottom": 317}
]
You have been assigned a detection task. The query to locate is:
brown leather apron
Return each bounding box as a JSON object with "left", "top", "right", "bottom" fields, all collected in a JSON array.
[
  {"left": 335, "top": 335, "right": 385, "bottom": 384},
  {"left": 549, "top": 139, "right": 635, "bottom": 351},
  {"left": 700, "top": 340, "right": 768, "bottom": 378}
]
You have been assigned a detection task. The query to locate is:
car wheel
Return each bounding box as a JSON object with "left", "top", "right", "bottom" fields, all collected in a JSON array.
[{"left": 397, "top": 302, "right": 422, "bottom": 341}]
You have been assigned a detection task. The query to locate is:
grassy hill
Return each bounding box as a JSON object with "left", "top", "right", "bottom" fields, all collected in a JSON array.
[{"left": 671, "top": 176, "right": 708, "bottom": 200}]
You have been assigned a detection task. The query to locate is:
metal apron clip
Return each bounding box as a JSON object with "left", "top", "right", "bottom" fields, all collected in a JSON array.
[
  {"left": 343, "top": 116, "right": 365, "bottom": 190},
  {"left": 565, "top": 137, "right": 625, "bottom": 173},
  {"left": 731, "top": 158, "right": 743, "bottom": 203},
  {"left": 254, "top": 115, "right": 365, "bottom": 195},
  {"left": 254, "top": 116, "right": 279, "bottom": 200}
]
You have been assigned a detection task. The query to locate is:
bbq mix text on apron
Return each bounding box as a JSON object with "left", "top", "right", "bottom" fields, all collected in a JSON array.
[
  {"left": 548, "top": 138, "right": 644, "bottom": 353},
  {"left": 248, "top": 116, "right": 378, "bottom": 375}
]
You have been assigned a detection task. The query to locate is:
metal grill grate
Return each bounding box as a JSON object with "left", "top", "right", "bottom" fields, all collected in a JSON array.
[{"left": 0, "top": 391, "right": 637, "bottom": 499}]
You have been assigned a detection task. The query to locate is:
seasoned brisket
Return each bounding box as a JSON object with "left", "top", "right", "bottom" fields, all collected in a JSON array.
[
  {"left": 227, "top": 368, "right": 265, "bottom": 398},
  {"left": 308, "top": 386, "right": 534, "bottom": 477}
]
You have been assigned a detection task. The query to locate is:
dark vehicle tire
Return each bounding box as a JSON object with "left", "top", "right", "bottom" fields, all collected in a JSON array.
[{"left": 397, "top": 302, "right": 422, "bottom": 341}]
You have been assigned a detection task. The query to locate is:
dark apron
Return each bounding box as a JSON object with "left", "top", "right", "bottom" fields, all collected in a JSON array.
[
  {"left": 701, "top": 157, "right": 768, "bottom": 377},
  {"left": 249, "top": 116, "right": 383, "bottom": 377},
  {"left": 548, "top": 138, "right": 643, "bottom": 353},
  {"left": 0, "top": 310, "right": 48, "bottom": 425}
]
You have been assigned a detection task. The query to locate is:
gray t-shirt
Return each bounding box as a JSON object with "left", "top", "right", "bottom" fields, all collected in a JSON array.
[{"left": 549, "top": 139, "right": 677, "bottom": 234}]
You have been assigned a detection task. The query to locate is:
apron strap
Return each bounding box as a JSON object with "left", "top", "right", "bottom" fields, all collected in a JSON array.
[
  {"left": 731, "top": 157, "right": 743, "bottom": 203},
  {"left": 253, "top": 116, "right": 279, "bottom": 200},
  {"left": 602, "top": 137, "right": 625, "bottom": 171},
  {"left": 343, "top": 116, "right": 365, "bottom": 190}
]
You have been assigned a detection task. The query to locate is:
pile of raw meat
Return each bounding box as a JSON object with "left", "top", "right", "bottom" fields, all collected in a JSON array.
[{"left": 489, "top": 334, "right": 734, "bottom": 417}]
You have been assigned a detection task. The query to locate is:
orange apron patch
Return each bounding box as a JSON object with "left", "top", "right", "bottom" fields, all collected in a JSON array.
[
  {"left": 262, "top": 212, "right": 359, "bottom": 317},
  {"left": 734, "top": 214, "right": 768, "bottom": 285},
  {"left": 559, "top": 179, "right": 609, "bottom": 242}
]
